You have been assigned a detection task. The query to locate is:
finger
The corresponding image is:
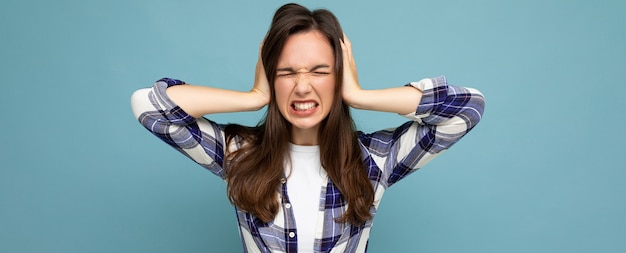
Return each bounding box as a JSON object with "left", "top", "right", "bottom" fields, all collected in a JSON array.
[
  {"left": 259, "top": 35, "right": 267, "bottom": 57},
  {"left": 341, "top": 33, "right": 349, "bottom": 48},
  {"left": 341, "top": 43, "right": 353, "bottom": 66},
  {"left": 342, "top": 35, "right": 353, "bottom": 56},
  {"left": 340, "top": 40, "right": 349, "bottom": 61}
]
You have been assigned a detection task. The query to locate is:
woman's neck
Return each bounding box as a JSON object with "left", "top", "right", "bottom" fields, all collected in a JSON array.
[{"left": 290, "top": 126, "right": 319, "bottom": 145}]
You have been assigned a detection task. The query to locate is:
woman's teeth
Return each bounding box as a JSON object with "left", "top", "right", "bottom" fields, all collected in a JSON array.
[{"left": 292, "top": 102, "right": 317, "bottom": 111}]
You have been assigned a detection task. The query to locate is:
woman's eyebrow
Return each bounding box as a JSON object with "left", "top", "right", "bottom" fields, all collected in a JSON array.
[
  {"left": 276, "top": 67, "right": 296, "bottom": 72},
  {"left": 310, "top": 64, "right": 331, "bottom": 71}
]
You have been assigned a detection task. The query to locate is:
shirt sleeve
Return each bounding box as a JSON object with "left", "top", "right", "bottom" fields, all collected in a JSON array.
[
  {"left": 358, "top": 76, "right": 485, "bottom": 187},
  {"left": 130, "top": 78, "right": 228, "bottom": 179}
]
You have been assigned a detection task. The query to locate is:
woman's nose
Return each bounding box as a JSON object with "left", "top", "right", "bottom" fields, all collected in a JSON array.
[{"left": 294, "top": 74, "right": 312, "bottom": 95}]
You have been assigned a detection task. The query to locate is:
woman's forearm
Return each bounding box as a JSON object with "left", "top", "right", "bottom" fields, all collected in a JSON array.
[
  {"left": 344, "top": 85, "right": 422, "bottom": 115},
  {"left": 166, "top": 84, "right": 269, "bottom": 118}
]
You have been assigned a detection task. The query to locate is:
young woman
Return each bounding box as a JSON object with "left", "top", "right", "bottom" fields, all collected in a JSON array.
[{"left": 131, "top": 3, "right": 484, "bottom": 253}]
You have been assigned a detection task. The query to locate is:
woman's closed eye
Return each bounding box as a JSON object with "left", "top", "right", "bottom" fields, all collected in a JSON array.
[
  {"left": 276, "top": 71, "right": 331, "bottom": 78},
  {"left": 277, "top": 72, "right": 296, "bottom": 78},
  {"left": 311, "top": 71, "right": 330, "bottom": 76}
]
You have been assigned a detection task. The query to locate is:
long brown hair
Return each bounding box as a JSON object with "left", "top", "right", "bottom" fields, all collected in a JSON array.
[{"left": 224, "top": 3, "right": 374, "bottom": 226}]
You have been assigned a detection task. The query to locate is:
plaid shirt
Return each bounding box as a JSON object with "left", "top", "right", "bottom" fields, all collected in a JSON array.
[{"left": 131, "top": 76, "right": 485, "bottom": 252}]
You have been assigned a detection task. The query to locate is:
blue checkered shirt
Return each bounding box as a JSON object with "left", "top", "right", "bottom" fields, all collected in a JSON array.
[{"left": 130, "top": 76, "right": 485, "bottom": 252}]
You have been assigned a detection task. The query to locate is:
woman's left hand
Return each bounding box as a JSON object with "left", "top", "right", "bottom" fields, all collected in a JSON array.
[
  {"left": 339, "top": 33, "right": 423, "bottom": 114},
  {"left": 340, "top": 34, "right": 362, "bottom": 107}
]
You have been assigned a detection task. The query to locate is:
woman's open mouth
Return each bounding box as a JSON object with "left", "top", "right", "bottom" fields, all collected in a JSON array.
[{"left": 292, "top": 101, "right": 318, "bottom": 111}]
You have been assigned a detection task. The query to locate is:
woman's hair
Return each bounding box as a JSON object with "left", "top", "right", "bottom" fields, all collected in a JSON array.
[{"left": 224, "top": 3, "right": 374, "bottom": 226}]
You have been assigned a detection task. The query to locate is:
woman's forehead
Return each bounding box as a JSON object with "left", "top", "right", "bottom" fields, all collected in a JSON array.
[{"left": 277, "top": 30, "right": 334, "bottom": 69}]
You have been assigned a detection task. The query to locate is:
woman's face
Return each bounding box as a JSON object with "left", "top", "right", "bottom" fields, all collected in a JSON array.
[{"left": 274, "top": 30, "right": 336, "bottom": 140}]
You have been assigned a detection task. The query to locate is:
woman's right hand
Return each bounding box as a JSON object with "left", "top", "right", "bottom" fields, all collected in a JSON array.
[
  {"left": 164, "top": 39, "right": 272, "bottom": 117},
  {"left": 251, "top": 40, "right": 271, "bottom": 106}
]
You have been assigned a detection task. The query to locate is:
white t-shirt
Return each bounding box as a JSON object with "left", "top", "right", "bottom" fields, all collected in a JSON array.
[{"left": 286, "top": 144, "right": 325, "bottom": 253}]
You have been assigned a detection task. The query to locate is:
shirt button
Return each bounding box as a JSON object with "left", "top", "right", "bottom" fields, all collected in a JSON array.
[
  {"left": 285, "top": 203, "right": 291, "bottom": 208},
  {"left": 289, "top": 232, "right": 296, "bottom": 238}
]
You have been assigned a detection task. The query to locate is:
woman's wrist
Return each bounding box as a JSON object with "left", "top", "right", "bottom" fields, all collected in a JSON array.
[
  {"left": 248, "top": 88, "right": 270, "bottom": 111},
  {"left": 342, "top": 88, "right": 367, "bottom": 110}
]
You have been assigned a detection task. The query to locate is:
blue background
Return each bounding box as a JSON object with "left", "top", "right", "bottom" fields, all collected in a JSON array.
[{"left": 1, "top": 0, "right": 625, "bottom": 252}]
